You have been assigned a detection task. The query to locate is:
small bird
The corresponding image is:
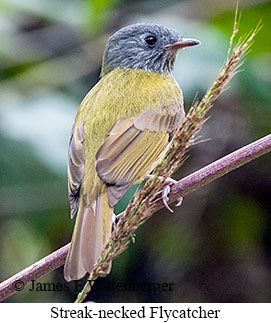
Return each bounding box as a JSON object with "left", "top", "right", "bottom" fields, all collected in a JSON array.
[{"left": 64, "top": 23, "right": 200, "bottom": 281}]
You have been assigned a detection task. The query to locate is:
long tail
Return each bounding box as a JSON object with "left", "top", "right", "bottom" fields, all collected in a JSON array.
[{"left": 64, "top": 191, "right": 113, "bottom": 281}]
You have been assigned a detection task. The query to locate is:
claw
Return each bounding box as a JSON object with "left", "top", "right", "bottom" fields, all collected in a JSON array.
[
  {"left": 147, "top": 175, "right": 182, "bottom": 212},
  {"left": 162, "top": 184, "right": 174, "bottom": 213},
  {"left": 176, "top": 197, "right": 183, "bottom": 207}
]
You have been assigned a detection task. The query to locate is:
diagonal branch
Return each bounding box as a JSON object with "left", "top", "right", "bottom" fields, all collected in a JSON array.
[
  {"left": 74, "top": 12, "right": 262, "bottom": 302},
  {"left": 152, "top": 134, "right": 271, "bottom": 209},
  {"left": 0, "top": 133, "right": 270, "bottom": 302},
  {"left": 0, "top": 5, "right": 264, "bottom": 303},
  {"left": 0, "top": 243, "right": 69, "bottom": 302}
]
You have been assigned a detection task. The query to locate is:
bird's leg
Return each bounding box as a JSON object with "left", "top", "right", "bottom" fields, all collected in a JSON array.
[
  {"left": 112, "top": 212, "right": 121, "bottom": 231},
  {"left": 112, "top": 210, "right": 126, "bottom": 231},
  {"left": 145, "top": 175, "right": 183, "bottom": 213},
  {"left": 162, "top": 178, "right": 183, "bottom": 213},
  {"left": 112, "top": 213, "right": 117, "bottom": 231}
]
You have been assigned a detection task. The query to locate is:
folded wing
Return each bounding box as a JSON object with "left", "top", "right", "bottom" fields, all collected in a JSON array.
[{"left": 96, "top": 106, "right": 184, "bottom": 207}]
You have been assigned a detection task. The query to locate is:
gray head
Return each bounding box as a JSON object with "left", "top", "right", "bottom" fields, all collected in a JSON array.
[{"left": 101, "top": 23, "right": 200, "bottom": 75}]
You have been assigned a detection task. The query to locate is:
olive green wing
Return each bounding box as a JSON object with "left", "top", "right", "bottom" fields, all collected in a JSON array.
[
  {"left": 96, "top": 106, "right": 184, "bottom": 207},
  {"left": 67, "top": 124, "right": 85, "bottom": 218}
]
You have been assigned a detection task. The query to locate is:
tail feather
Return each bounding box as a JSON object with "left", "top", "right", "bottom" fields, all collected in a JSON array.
[{"left": 64, "top": 191, "right": 113, "bottom": 281}]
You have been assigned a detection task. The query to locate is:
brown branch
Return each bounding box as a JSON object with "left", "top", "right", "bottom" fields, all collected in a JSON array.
[
  {"left": 153, "top": 134, "right": 271, "bottom": 209},
  {"left": 0, "top": 243, "right": 69, "bottom": 302},
  {"left": 0, "top": 9, "right": 264, "bottom": 302},
  {"left": 1, "top": 134, "right": 270, "bottom": 302}
]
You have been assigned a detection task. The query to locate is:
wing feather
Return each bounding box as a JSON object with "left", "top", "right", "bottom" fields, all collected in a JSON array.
[
  {"left": 68, "top": 124, "right": 85, "bottom": 218},
  {"left": 96, "top": 115, "right": 173, "bottom": 207}
]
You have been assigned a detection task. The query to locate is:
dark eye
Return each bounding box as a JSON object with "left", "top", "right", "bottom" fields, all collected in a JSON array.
[{"left": 144, "top": 35, "right": 157, "bottom": 46}]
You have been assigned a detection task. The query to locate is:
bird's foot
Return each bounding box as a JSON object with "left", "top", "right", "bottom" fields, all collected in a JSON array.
[
  {"left": 112, "top": 213, "right": 117, "bottom": 231},
  {"left": 145, "top": 175, "right": 183, "bottom": 213},
  {"left": 162, "top": 178, "right": 183, "bottom": 213},
  {"left": 112, "top": 211, "right": 123, "bottom": 231}
]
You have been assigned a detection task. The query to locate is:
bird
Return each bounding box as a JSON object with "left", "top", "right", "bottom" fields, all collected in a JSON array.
[{"left": 64, "top": 23, "right": 200, "bottom": 281}]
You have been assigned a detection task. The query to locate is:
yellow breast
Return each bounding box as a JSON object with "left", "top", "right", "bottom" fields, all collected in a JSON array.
[
  {"left": 75, "top": 68, "right": 183, "bottom": 200},
  {"left": 77, "top": 69, "right": 182, "bottom": 153}
]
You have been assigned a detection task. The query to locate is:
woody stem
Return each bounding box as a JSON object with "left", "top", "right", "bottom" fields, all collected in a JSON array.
[{"left": 0, "top": 133, "right": 270, "bottom": 302}]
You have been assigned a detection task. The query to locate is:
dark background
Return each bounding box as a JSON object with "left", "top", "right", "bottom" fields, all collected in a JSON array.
[{"left": 0, "top": 0, "right": 270, "bottom": 302}]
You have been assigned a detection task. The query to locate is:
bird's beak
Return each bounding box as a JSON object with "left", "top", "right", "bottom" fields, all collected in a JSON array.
[{"left": 165, "top": 38, "right": 201, "bottom": 50}]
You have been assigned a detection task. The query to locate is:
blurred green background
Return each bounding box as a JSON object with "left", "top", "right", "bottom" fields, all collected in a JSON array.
[{"left": 0, "top": 0, "right": 270, "bottom": 302}]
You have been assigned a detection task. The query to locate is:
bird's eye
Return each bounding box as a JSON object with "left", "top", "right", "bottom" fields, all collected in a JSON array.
[{"left": 144, "top": 35, "right": 157, "bottom": 46}]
